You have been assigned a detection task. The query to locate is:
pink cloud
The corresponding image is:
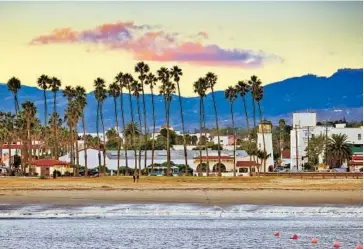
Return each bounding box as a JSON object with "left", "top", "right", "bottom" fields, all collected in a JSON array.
[{"left": 30, "top": 21, "right": 282, "bottom": 67}]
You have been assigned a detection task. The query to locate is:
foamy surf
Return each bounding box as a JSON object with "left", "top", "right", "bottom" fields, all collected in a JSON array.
[{"left": 0, "top": 204, "right": 362, "bottom": 219}]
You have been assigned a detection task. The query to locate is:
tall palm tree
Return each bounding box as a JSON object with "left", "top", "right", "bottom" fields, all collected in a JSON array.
[
  {"left": 171, "top": 66, "right": 188, "bottom": 175},
  {"left": 248, "top": 75, "right": 261, "bottom": 132},
  {"left": 48, "top": 76, "right": 61, "bottom": 159},
  {"left": 236, "top": 80, "right": 254, "bottom": 162},
  {"left": 158, "top": 67, "right": 176, "bottom": 176},
  {"left": 327, "top": 134, "right": 352, "bottom": 168},
  {"left": 193, "top": 77, "right": 207, "bottom": 176},
  {"left": 115, "top": 72, "right": 129, "bottom": 175},
  {"left": 93, "top": 77, "right": 107, "bottom": 174},
  {"left": 145, "top": 72, "right": 158, "bottom": 174},
  {"left": 75, "top": 86, "right": 88, "bottom": 175},
  {"left": 205, "top": 72, "right": 222, "bottom": 175},
  {"left": 37, "top": 75, "right": 50, "bottom": 127},
  {"left": 7, "top": 77, "right": 21, "bottom": 114},
  {"left": 108, "top": 81, "right": 121, "bottom": 176},
  {"left": 123, "top": 73, "right": 138, "bottom": 174},
  {"left": 224, "top": 86, "right": 237, "bottom": 177},
  {"left": 253, "top": 84, "right": 266, "bottom": 172},
  {"left": 21, "top": 101, "right": 37, "bottom": 165},
  {"left": 134, "top": 61, "right": 150, "bottom": 171},
  {"left": 131, "top": 80, "right": 143, "bottom": 176}
]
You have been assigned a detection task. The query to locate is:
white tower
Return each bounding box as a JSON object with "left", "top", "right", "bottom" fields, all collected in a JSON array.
[{"left": 257, "top": 121, "right": 274, "bottom": 172}]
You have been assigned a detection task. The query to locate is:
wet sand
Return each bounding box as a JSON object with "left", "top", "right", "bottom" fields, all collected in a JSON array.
[{"left": 0, "top": 177, "right": 362, "bottom": 206}]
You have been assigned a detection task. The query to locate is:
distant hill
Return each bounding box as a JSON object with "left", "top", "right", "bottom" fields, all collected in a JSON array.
[{"left": 0, "top": 68, "right": 362, "bottom": 132}]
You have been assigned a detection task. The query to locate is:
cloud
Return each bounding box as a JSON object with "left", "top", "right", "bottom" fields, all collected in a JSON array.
[{"left": 30, "top": 21, "right": 282, "bottom": 67}]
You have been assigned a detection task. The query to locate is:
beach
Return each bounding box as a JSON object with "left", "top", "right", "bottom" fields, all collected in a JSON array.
[{"left": 0, "top": 177, "right": 362, "bottom": 206}]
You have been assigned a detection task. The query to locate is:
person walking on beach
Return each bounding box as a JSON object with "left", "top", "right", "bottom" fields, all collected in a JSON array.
[
  {"left": 136, "top": 174, "right": 139, "bottom": 183},
  {"left": 133, "top": 175, "right": 136, "bottom": 183}
]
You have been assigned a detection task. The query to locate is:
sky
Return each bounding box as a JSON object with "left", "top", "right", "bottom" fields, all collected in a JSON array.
[{"left": 0, "top": 1, "right": 362, "bottom": 96}]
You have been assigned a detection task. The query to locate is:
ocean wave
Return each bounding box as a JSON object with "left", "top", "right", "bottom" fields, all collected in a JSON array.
[{"left": 0, "top": 203, "right": 362, "bottom": 219}]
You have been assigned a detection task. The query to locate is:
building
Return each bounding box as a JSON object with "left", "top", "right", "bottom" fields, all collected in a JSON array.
[
  {"left": 257, "top": 121, "right": 274, "bottom": 172},
  {"left": 28, "top": 159, "right": 72, "bottom": 177},
  {"left": 290, "top": 112, "right": 363, "bottom": 171}
]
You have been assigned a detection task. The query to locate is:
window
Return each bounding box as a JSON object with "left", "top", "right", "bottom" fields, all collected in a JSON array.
[
  {"left": 239, "top": 168, "right": 248, "bottom": 173},
  {"left": 358, "top": 134, "right": 362, "bottom": 140}
]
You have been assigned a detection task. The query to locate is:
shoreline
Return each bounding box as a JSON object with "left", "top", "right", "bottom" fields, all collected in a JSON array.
[{"left": 1, "top": 189, "right": 362, "bottom": 206}]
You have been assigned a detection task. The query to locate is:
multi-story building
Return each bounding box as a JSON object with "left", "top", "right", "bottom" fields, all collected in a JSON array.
[{"left": 290, "top": 112, "right": 363, "bottom": 171}]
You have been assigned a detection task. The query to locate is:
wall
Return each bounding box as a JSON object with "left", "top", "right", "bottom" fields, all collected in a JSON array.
[{"left": 257, "top": 132, "right": 274, "bottom": 172}]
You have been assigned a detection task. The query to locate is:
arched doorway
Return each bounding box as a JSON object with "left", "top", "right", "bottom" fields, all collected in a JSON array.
[
  {"left": 196, "top": 163, "right": 208, "bottom": 173},
  {"left": 212, "top": 163, "right": 226, "bottom": 172}
]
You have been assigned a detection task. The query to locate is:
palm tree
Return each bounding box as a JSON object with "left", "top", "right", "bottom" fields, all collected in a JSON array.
[
  {"left": 327, "top": 134, "right": 352, "bottom": 168},
  {"left": 7, "top": 77, "right": 21, "bottom": 114},
  {"left": 235, "top": 81, "right": 251, "bottom": 134},
  {"left": 115, "top": 72, "right": 129, "bottom": 175},
  {"left": 93, "top": 77, "right": 107, "bottom": 174},
  {"left": 134, "top": 61, "right": 150, "bottom": 171},
  {"left": 224, "top": 86, "right": 237, "bottom": 177},
  {"left": 21, "top": 101, "right": 37, "bottom": 165},
  {"left": 75, "top": 86, "right": 88, "bottom": 175},
  {"left": 253, "top": 84, "right": 266, "bottom": 172},
  {"left": 108, "top": 81, "right": 121, "bottom": 176},
  {"left": 158, "top": 67, "right": 176, "bottom": 176},
  {"left": 145, "top": 72, "right": 158, "bottom": 174},
  {"left": 248, "top": 75, "right": 261, "bottom": 131},
  {"left": 1, "top": 112, "right": 15, "bottom": 169},
  {"left": 37, "top": 75, "right": 50, "bottom": 127},
  {"left": 278, "top": 119, "right": 286, "bottom": 160},
  {"left": 123, "top": 73, "right": 138, "bottom": 175},
  {"left": 131, "top": 80, "right": 143, "bottom": 176},
  {"left": 205, "top": 72, "right": 222, "bottom": 175},
  {"left": 171, "top": 66, "right": 188, "bottom": 175},
  {"left": 48, "top": 76, "right": 61, "bottom": 159},
  {"left": 256, "top": 149, "right": 270, "bottom": 175},
  {"left": 193, "top": 77, "right": 207, "bottom": 176}
]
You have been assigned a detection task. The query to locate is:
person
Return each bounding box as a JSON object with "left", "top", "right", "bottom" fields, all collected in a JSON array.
[
  {"left": 133, "top": 175, "right": 136, "bottom": 183},
  {"left": 136, "top": 174, "right": 139, "bottom": 182}
]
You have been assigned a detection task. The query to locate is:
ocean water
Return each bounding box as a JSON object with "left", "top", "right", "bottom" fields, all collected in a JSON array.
[{"left": 0, "top": 203, "right": 362, "bottom": 249}]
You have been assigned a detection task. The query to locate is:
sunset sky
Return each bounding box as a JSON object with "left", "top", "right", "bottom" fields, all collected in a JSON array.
[{"left": 0, "top": 1, "right": 362, "bottom": 96}]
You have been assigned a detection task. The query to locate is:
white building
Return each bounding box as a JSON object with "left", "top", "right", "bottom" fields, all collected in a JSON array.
[
  {"left": 212, "top": 136, "right": 229, "bottom": 146},
  {"left": 257, "top": 122, "right": 274, "bottom": 172},
  {"left": 290, "top": 112, "right": 363, "bottom": 171}
]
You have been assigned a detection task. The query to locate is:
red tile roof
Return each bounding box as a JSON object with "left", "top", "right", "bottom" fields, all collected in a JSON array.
[
  {"left": 194, "top": 156, "right": 233, "bottom": 160},
  {"left": 236, "top": 161, "right": 261, "bottom": 167},
  {"left": 352, "top": 155, "right": 363, "bottom": 160},
  {"left": 349, "top": 161, "right": 363, "bottom": 166},
  {"left": 31, "top": 159, "right": 69, "bottom": 167},
  {"left": 281, "top": 149, "right": 290, "bottom": 159}
]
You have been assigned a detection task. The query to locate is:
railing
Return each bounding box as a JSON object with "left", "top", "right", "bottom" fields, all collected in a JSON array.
[{"left": 258, "top": 172, "right": 363, "bottom": 179}]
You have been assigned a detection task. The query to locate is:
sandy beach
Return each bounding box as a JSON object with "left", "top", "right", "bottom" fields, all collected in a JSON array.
[{"left": 0, "top": 177, "right": 362, "bottom": 206}]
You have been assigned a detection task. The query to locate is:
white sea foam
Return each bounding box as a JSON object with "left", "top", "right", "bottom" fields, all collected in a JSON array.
[{"left": 0, "top": 203, "right": 362, "bottom": 219}]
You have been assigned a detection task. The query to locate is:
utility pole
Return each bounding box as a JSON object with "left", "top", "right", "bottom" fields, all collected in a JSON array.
[
  {"left": 295, "top": 124, "right": 299, "bottom": 171},
  {"left": 325, "top": 121, "right": 328, "bottom": 165}
]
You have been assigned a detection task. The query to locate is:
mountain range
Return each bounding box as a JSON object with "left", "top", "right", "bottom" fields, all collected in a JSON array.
[{"left": 0, "top": 68, "right": 362, "bottom": 132}]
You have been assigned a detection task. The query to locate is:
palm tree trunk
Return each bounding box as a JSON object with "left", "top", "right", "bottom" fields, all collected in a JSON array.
[
  {"left": 211, "top": 88, "right": 222, "bottom": 175},
  {"left": 230, "top": 102, "right": 236, "bottom": 177},
  {"left": 141, "top": 85, "right": 148, "bottom": 172},
  {"left": 198, "top": 97, "right": 203, "bottom": 176},
  {"left": 252, "top": 95, "right": 257, "bottom": 166},
  {"left": 257, "top": 101, "right": 266, "bottom": 173},
  {"left": 119, "top": 89, "right": 129, "bottom": 175},
  {"left": 43, "top": 90, "right": 47, "bottom": 127},
  {"left": 176, "top": 81, "right": 188, "bottom": 175},
  {"left": 113, "top": 97, "right": 121, "bottom": 176},
  {"left": 202, "top": 98, "right": 210, "bottom": 176},
  {"left": 242, "top": 96, "right": 252, "bottom": 161},
  {"left": 8, "top": 139, "right": 12, "bottom": 169},
  {"left": 136, "top": 97, "right": 143, "bottom": 176},
  {"left": 54, "top": 92, "right": 58, "bottom": 159},
  {"left": 96, "top": 102, "right": 101, "bottom": 170},
  {"left": 166, "top": 100, "right": 171, "bottom": 176},
  {"left": 81, "top": 114, "right": 88, "bottom": 177},
  {"left": 150, "top": 87, "right": 156, "bottom": 176},
  {"left": 127, "top": 85, "right": 137, "bottom": 175},
  {"left": 100, "top": 103, "right": 107, "bottom": 175},
  {"left": 75, "top": 128, "right": 80, "bottom": 176}
]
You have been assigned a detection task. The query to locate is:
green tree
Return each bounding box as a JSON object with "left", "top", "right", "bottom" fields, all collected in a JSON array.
[
  {"left": 75, "top": 86, "right": 88, "bottom": 175},
  {"left": 327, "top": 134, "right": 352, "bottom": 168},
  {"left": 305, "top": 135, "right": 325, "bottom": 166},
  {"left": 7, "top": 77, "right": 21, "bottom": 114},
  {"left": 37, "top": 75, "right": 50, "bottom": 127},
  {"left": 224, "top": 86, "right": 237, "bottom": 177},
  {"left": 131, "top": 79, "right": 143, "bottom": 176},
  {"left": 21, "top": 101, "right": 37, "bottom": 165},
  {"left": 48, "top": 77, "right": 61, "bottom": 159}
]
